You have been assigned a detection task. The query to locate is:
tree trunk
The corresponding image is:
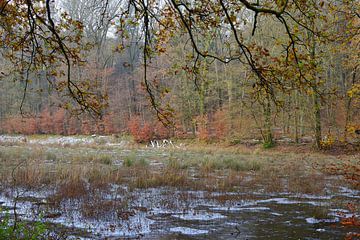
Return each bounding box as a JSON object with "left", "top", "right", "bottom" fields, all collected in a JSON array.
[
  {"left": 294, "top": 91, "right": 300, "bottom": 143},
  {"left": 263, "top": 96, "right": 274, "bottom": 147},
  {"left": 344, "top": 67, "right": 357, "bottom": 140},
  {"left": 313, "top": 85, "right": 322, "bottom": 149},
  {"left": 309, "top": 15, "right": 322, "bottom": 149}
]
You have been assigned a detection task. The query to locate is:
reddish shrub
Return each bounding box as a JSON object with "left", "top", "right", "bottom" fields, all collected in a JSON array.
[
  {"left": 68, "top": 117, "right": 79, "bottom": 135},
  {"left": 23, "top": 117, "right": 37, "bottom": 134},
  {"left": 195, "top": 115, "right": 210, "bottom": 141},
  {"left": 103, "top": 113, "right": 115, "bottom": 134},
  {"left": 39, "top": 108, "right": 53, "bottom": 134},
  {"left": 173, "top": 120, "right": 192, "bottom": 139},
  {"left": 81, "top": 118, "right": 92, "bottom": 135},
  {"left": 211, "top": 109, "right": 229, "bottom": 141},
  {"left": 128, "top": 115, "right": 141, "bottom": 139},
  {"left": 95, "top": 120, "right": 105, "bottom": 134},
  {"left": 13, "top": 116, "right": 23, "bottom": 134},
  {"left": 154, "top": 121, "right": 171, "bottom": 139},
  {"left": 1, "top": 118, "right": 11, "bottom": 133},
  {"left": 127, "top": 116, "right": 154, "bottom": 143},
  {"left": 1, "top": 115, "right": 37, "bottom": 135},
  {"left": 138, "top": 122, "right": 154, "bottom": 142},
  {"left": 2, "top": 116, "right": 17, "bottom": 134},
  {"left": 53, "top": 108, "right": 65, "bottom": 135}
]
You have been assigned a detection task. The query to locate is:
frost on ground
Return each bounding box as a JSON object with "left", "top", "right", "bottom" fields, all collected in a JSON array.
[
  {"left": 0, "top": 134, "right": 129, "bottom": 147},
  {"left": 0, "top": 135, "right": 27, "bottom": 143},
  {"left": 29, "top": 136, "right": 96, "bottom": 145}
]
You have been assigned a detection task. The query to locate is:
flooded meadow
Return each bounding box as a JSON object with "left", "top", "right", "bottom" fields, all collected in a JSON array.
[{"left": 0, "top": 135, "right": 359, "bottom": 239}]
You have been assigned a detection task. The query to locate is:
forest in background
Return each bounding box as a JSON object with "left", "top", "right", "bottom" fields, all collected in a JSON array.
[{"left": 0, "top": 0, "right": 359, "bottom": 149}]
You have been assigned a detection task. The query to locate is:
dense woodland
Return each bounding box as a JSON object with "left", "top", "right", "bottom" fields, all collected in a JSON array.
[{"left": 0, "top": 0, "right": 359, "bottom": 148}]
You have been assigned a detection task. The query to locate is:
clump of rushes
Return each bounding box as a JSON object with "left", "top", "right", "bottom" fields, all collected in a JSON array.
[
  {"left": 123, "top": 152, "right": 136, "bottom": 167},
  {"left": 135, "top": 158, "right": 149, "bottom": 167},
  {"left": 98, "top": 154, "right": 112, "bottom": 165},
  {"left": 123, "top": 151, "right": 149, "bottom": 168},
  {"left": 166, "top": 157, "right": 186, "bottom": 170},
  {"left": 132, "top": 169, "right": 189, "bottom": 189},
  {"left": 222, "top": 157, "right": 262, "bottom": 171}
]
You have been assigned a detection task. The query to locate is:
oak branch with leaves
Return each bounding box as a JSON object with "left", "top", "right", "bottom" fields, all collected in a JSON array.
[{"left": 0, "top": 0, "right": 358, "bottom": 127}]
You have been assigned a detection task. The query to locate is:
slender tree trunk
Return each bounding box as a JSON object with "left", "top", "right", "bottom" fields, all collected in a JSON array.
[
  {"left": 199, "top": 70, "right": 206, "bottom": 116},
  {"left": 309, "top": 15, "right": 322, "bottom": 149},
  {"left": 344, "top": 67, "right": 357, "bottom": 140},
  {"left": 225, "top": 65, "right": 233, "bottom": 107},
  {"left": 282, "top": 104, "right": 286, "bottom": 135},
  {"left": 294, "top": 91, "right": 300, "bottom": 143},
  {"left": 263, "top": 95, "right": 274, "bottom": 147},
  {"left": 313, "top": 85, "right": 322, "bottom": 149},
  {"left": 214, "top": 61, "right": 222, "bottom": 108}
]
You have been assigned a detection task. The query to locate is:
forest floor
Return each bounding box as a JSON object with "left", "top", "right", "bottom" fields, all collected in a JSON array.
[{"left": 0, "top": 135, "right": 359, "bottom": 239}]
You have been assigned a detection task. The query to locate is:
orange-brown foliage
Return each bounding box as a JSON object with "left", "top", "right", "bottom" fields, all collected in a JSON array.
[
  {"left": 103, "top": 113, "right": 115, "bottom": 134},
  {"left": 2, "top": 116, "right": 37, "bottom": 134},
  {"left": 211, "top": 109, "right": 229, "bottom": 141},
  {"left": 195, "top": 115, "right": 210, "bottom": 141},
  {"left": 127, "top": 116, "right": 154, "bottom": 143},
  {"left": 53, "top": 108, "right": 65, "bottom": 135},
  {"left": 139, "top": 122, "right": 154, "bottom": 142},
  {"left": 39, "top": 108, "right": 53, "bottom": 134},
  {"left": 81, "top": 118, "right": 92, "bottom": 135},
  {"left": 68, "top": 117, "right": 79, "bottom": 135},
  {"left": 23, "top": 117, "right": 37, "bottom": 134},
  {"left": 153, "top": 121, "right": 171, "bottom": 139}
]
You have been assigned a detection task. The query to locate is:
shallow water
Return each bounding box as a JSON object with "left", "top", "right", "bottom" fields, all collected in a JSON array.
[
  {"left": 0, "top": 135, "right": 359, "bottom": 239},
  {"left": 0, "top": 185, "right": 359, "bottom": 239}
]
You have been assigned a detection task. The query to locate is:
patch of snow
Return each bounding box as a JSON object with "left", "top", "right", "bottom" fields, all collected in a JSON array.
[
  {"left": 106, "top": 140, "right": 129, "bottom": 147},
  {"left": 29, "top": 136, "right": 96, "bottom": 146},
  {"left": 0, "top": 135, "right": 27, "bottom": 143}
]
